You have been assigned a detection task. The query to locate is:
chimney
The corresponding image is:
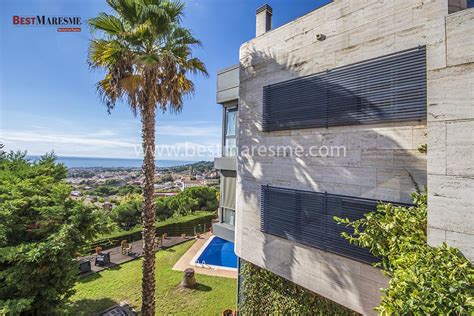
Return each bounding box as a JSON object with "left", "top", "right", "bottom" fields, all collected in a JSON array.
[{"left": 256, "top": 4, "right": 272, "bottom": 37}]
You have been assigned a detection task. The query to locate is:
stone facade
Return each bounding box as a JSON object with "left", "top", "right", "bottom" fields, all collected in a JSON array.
[
  {"left": 426, "top": 8, "right": 474, "bottom": 261},
  {"left": 236, "top": 0, "right": 473, "bottom": 314}
]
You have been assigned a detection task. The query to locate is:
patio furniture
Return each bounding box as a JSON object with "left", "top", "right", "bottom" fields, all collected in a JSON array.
[
  {"left": 124, "top": 244, "right": 133, "bottom": 255},
  {"left": 78, "top": 259, "right": 91, "bottom": 274},
  {"left": 95, "top": 246, "right": 103, "bottom": 254},
  {"left": 121, "top": 240, "right": 131, "bottom": 255},
  {"left": 95, "top": 252, "right": 110, "bottom": 267},
  {"left": 156, "top": 236, "right": 163, "bottom": 247}
]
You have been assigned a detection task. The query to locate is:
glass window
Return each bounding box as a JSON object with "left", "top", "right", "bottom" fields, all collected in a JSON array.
[
  {"left": 225, "top": 108, "right": 237, "bottom": 136},
  {"left": 222, "top": 208, "right": 235, "bottom": 226},
  {"left": 224, "top": 107, "right": 237, "bottom": 156},
  {"left": 224, "top": 138, "right": 236, "bottom": 157},
  {"left": 221, "top": 175, "right": 236, "bottom": 226}
]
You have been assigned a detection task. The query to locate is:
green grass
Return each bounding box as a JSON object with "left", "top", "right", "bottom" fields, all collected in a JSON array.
[{"left": 68, "top": 241, "right": 237, "bottom": 315}]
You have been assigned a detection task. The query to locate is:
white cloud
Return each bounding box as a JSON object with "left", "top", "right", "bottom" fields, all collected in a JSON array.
[
  {"left": 1, "top": 130, "right": 137, "bottom": 148},
  {"left": 0, "top": 126, "right": 221, "bottom": 160}
]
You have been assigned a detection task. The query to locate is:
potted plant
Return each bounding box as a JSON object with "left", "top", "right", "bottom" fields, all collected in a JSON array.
[{"left": 95, "top": 246, "right": 102, "bottom": 255}]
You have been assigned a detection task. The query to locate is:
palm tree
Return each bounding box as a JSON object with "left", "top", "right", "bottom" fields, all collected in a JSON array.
[{"left": 88, "top": 1, "right": 207, "bottom": 314}]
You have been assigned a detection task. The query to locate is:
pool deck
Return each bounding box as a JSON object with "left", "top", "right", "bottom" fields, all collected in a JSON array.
[{"left": 172, "top": 232, "right": 238, "bottom": 279}]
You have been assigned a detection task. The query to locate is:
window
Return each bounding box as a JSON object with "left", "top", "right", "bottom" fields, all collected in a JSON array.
[
  {"left": 261, "top": 186, "right": 414, "bottom": 264},
  {"left": 224, "top": 107, "right": 237, "bottom": 156},
  {"left": 262, "top": 47, "right": 426, "bottom": 132},
  {"left": 221, "top": 174, "right": 236, "bottom": 226}
]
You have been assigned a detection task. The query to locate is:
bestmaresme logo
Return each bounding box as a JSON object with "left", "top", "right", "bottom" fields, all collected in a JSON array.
[{"left": 12, "top": 15, "right": 82, "bottom": 32}]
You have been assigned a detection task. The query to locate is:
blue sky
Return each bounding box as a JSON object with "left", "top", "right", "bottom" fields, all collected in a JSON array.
[{"left": 0, "top": 0, "right": 331, "bottom": 160}]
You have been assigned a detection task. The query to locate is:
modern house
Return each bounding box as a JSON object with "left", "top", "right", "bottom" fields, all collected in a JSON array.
[{"left": 215, "top": 0, "right": 473, "bottom": 314}]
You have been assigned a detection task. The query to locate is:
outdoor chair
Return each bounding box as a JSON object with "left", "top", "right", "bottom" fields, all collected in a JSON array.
[
  {"left": 156, "top": 236, "right": 163, "bottom": 248},
  {"left": 124, "top": 244, "right": 133, "bottom": 255},
  {"left": 121, "top": 240, "right": 129, "bottom": 255},
  {"left": 78, "top": 259, "right": 91, "bottom": 274},
  {"left": 95, "top": 252, "right": 110, "bottom": 267}
]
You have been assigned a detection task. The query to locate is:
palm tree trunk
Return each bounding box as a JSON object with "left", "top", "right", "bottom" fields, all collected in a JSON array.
[{"left": 141, "top": 103, "right": 156, "bottom": 316}]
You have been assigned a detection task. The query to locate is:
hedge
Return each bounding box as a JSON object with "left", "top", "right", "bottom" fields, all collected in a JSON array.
[
  {"left": 84, "top": 211, "right": 216, "bottom": 253},
  {"left": 239, "top": 261, "right": 359, "bottom": 315}
]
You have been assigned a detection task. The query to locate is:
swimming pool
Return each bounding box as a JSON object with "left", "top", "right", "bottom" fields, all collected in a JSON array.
[{"left": 192, "top": 236, "right": 238, "bottom": 270}]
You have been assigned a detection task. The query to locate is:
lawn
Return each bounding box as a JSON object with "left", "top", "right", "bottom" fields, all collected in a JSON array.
[{"left": 68, "top": 241, "right": 237, "bottom": 315}]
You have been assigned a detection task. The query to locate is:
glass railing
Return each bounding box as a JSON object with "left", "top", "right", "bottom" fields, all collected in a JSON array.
[{"left": 222, "top": 208, "right": 235, "bottom": 226}]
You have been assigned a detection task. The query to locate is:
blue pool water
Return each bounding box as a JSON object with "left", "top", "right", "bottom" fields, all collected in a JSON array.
[{"left": 196, "top": 237, "right": 238, "bottom": 269}]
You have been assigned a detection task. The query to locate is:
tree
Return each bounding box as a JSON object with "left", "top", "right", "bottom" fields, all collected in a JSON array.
[
  {"left": 174, "top": 186, "right": 218, "bottom": 216},
  {"left": 0, "top": 152, "right": 106, "bottom": 314},
  {"left": 88, "top": 1, "right": 207, "bottom": 313},
  {"left": 112, "top": 194, "right": 143, "bottom": 229},
  {"left": 154, "top": 196, "right": 175, "bottom": 221},
  {"left": 154, "top": 187, "right": 218, "bottom": 220}
]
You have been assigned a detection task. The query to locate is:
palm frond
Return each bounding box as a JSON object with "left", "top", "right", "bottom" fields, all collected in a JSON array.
[
  {"left": 119, "top": 75, "right": 143, "bottom": 96},
  {"left": 161, "top": 0, "right": 185, "bottom": 23},
  {"left": 185, "top": 57, "right": 208, "bottom": 76},
  {"left": 88, "top": 12, "right": 125, "bottom": 35},
  {"left": 106, "top": 0, "right": 141, "bottom": 26},
  {"left": 88, "top": 39, "right": 129, "bottom": 69},
  {"left": 89, "top": 0, "right": 207, "bottom": 115}
]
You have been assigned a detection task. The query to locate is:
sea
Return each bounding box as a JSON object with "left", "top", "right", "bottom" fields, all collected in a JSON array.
[{"left": 26, "top": 155, "right": 196, "bottom": 169}]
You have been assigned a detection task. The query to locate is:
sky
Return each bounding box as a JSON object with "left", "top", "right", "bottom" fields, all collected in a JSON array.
[{"left": 0, "top": 0, "right": 331, "bottom": 161}]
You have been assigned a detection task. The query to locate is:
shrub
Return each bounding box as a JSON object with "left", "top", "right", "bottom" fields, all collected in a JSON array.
[
  {"left": 0, "top": 152, "right": 105, "bottom": 314},
  {"left": 116, "top": 184, "right": 142, "bottom": 196},
  {"left": 85, "top": 212, "right": 215, "bottom": 253},
  {"left": 239, "top": 261, "right": 358, "bottom": 315},
  {"left": 159, "top": 173, "right": 174, "bottom": 183},
  {"left": 335, "top": 192, "right": 474, "bottom": 315},
  {"left": 154, "top": 186, "right": 218, "bottom": 219},
  {"left": 174, "top": 186, "right": 218, "bottom": 216},
  {"left": 111, "top": 194, "right": 143, "bottom": 229},
  {"left": 155, "top": 196, "right": 175, "bottom": 220}
]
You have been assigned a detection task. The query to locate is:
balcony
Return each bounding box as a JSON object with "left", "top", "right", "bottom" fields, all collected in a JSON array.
[
  {"left": 212, "top": 222, "right": 235, "bottom": 243},
  {"left": 214, "top": 156, "right": 236, "bottom": 171},
  {"left": 216, "top": 64, "right": 239, "bottom": 104}
]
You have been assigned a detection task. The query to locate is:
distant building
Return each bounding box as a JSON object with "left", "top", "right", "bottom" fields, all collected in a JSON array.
[
  {"left": 155, "top": 192, "right": 178, "bottom": 197},
  {"left": 175, "top": 180, "right": 206, "bottom": 191},
  {"left": 182, "top": 180, "right": 203, "bottom": 189}
]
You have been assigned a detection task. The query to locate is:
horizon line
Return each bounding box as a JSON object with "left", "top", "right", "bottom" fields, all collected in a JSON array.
[{"left": 25, "top": 154, "right": 212, "bottom": 162}]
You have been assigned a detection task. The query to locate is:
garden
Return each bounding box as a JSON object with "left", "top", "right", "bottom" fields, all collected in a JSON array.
[
  {"left": 69, "top": 241, "right": 237, "bottom": 315},
  {"left": 0, "top": 152, "right": 223, "bottom": 314}
]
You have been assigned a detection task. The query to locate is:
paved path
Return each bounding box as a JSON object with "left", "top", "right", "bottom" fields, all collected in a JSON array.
[
  {"left": 173, "top": 232, "right": 237, "bottom": 279},
  {"left": 79, "top": 236, "right": 191, "bottom": 276}
]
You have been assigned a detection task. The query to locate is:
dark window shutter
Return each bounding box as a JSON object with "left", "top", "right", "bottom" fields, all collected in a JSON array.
[
  {"left": 262, "top": 47, "right": 426, "bottom": 132},
  {"left": 261, "top": 186, "right": 413, "bottom": 264}
]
